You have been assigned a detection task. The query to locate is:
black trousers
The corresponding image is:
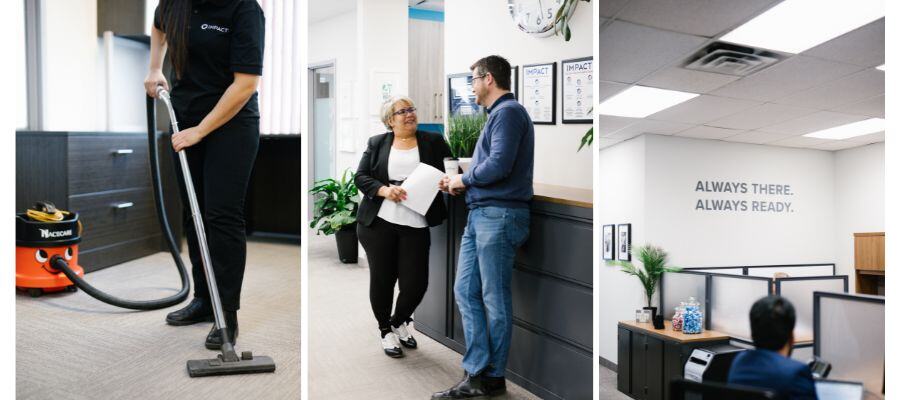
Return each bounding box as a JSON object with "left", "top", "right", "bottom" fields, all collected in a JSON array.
[
  {"left": 357, "top": 217, "right": 430, "bottom": 330},
  {"left": 173, "top": 116, "right": 259, "bottom": 312}
]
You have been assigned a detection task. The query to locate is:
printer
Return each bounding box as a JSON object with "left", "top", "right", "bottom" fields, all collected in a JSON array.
[{"left": 684, "top": 344, "right": 746, "bottom": 383}]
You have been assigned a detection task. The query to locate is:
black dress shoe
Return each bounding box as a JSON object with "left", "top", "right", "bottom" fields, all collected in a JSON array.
[
  {"left": 432, "top": 371, "right": 505, "bottom": 399},
  {"left": 205, "top": 310, "right": 239, "bottom": 350},
  {"left": 165, "top": 298, "right": 213, "bottom": 326}
]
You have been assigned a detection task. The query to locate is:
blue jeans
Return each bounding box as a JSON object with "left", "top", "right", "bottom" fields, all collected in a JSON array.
[{"left": 454, "top": 206, "right": 530, "bottom": 377}]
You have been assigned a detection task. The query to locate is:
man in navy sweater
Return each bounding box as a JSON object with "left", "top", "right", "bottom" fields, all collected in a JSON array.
[
  {"left": 728, "top": 295, "right": 817, "bottom": 399},
  {"left": 433, "top": 55, "right": 534, "bottom": 399}
]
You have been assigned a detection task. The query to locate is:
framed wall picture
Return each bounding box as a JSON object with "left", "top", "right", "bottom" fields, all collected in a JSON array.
[
  {"left": 447, "top": 72, "right": 483, "bottom": 118},
  {"left": 603, "top": 224, "right": 615, "bottom": 261},
  {"left": 521, "top": 62, "right": 556, "bottom": 124},
  {"left": 561, "top": 57, "right": 593, "bottom": 124},
  {"left": 510, "top": 66, "right": 519, "bottom": 100},
  {"left": 617, "top": 223, "right": 632, "bottom": 261}
]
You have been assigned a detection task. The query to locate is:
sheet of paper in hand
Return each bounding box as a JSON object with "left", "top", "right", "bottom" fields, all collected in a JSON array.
[{"left": 400, "top": 163, "right": 445, "bottom": 215}]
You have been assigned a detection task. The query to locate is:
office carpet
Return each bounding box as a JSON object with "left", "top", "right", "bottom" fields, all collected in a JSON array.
[
  {"left": 16, "top": 239, "right": 301, "bottom": 400},
  {"left": 308, "top": 233, "right": 539, "bottom": 400}
]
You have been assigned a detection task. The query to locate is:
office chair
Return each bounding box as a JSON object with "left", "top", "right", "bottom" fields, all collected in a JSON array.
[{"left": 670, "top": 378, "right": 784, "bottom": 400}]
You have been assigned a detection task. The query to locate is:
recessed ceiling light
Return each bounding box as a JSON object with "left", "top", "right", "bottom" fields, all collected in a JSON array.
[
  {"left": 720, "top": 0, "right": 884, "bottom": 54},
  {"left": 596, "top": 86, "right": 699, "bottom": 118},
  {"left": 803, "top": 118, "right": 885, "bottom": 140},
  {"left": 876, "top": 64, "right": 885, "bottom": 71}
]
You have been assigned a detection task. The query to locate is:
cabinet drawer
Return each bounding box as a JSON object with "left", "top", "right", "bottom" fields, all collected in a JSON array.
[
  {"left": 68, "top": 135, "right": 151, "bottom": 195},
  {"left": 69, "top": 188, "right": 159, "bottom": 251},
  {"left": 79, "top": 234, "right": 163, "bottom": 273}
]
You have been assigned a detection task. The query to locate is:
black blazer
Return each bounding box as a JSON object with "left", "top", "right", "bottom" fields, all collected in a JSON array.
[{"left": 355, "top": 130, "right": 452, "bottom": 227}]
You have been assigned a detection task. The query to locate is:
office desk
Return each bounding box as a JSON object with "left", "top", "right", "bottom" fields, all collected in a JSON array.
[
  {"left": 416, "top": 184, "right": 592, "bottom": 400},
  {"left": 618, "top": 321, "right": 731, "bottom": 400}
]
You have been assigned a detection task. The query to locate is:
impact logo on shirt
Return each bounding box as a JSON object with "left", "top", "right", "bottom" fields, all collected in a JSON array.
[{"left": 201, "top": 23, "right": 230, "bottom": 33}]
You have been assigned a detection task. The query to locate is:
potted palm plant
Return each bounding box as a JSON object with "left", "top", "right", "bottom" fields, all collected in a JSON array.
[
  {"left": 309, "top": 169, "right": 360, "bottom": 263},
  {"left": 610, "top": 245, "right": 681, "bottom": 324},
  {"left": 447, "top": 113, "right": 485, "bottom": 173}
]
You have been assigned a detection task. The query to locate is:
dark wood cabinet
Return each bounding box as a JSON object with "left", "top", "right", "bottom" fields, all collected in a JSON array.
[
  {"left": 16, "top": 131, "right": 182, "bottom": 272},
  {"left": 618, "top": 321, "right": 730, "bottom": 400}
]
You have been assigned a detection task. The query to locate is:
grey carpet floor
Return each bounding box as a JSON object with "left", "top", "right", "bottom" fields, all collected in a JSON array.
[
  {"left": 16, "top": 239, "right": 301, "bottom": 399},
  {"left": 308, "top": 233, "right": 539, "bottom": 400}
]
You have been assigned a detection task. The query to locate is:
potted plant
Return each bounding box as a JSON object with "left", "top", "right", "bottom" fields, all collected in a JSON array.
[
  {"left": 610, "top": 245, "right": 681, "bottom": 324},
  {"left": 447, "top": 113, "right": 486, "bottom": 173},
  {"left": 309, "top": 169, "right": 360, "bottom": 263}
]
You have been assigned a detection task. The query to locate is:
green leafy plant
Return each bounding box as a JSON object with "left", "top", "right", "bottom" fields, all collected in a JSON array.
[
  {"left": 578, "top": 107, "right": 593, "bottom": 151},
  {"left": 309, "top": 169, "right": 360, "bottom": 235},
  {"left": 447, "top": 113, "right": 486, "bottom": 158},
  {"left": 554, "top": 0, "right": 590, "bottom": 41},
  {"left": 609, "top": 245, "right": 681, "bottom": 308}
]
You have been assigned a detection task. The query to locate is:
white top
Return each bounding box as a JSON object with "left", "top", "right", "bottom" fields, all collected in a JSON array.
[{"left": 376, "top": 146, "right": 428, "bottom": 228}]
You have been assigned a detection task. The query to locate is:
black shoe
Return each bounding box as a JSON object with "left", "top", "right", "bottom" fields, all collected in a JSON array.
[
  {"left": 381, "top": 330, "right": 404, "bottom": 358},
  {"left": 165, "top": 298, "right": 213, "bottom": 326},
  {"left": 432, "top": 371, "right": 504, "bottom": 399},
  {"left": 392, "top": 322, "right": 417, "bottom": 349},
  {"left": 205, "top": 311, "right": 239, "bottom": 350}
]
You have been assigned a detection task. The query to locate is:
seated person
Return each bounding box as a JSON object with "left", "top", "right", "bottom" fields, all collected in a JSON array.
[{"left": 728, "top": 295, "right": 817, "bottom": 399}]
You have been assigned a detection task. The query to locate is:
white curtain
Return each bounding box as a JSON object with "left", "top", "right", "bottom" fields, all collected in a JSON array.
[{"left": 258, "top": 0, "right": 302, "bottom": 135}]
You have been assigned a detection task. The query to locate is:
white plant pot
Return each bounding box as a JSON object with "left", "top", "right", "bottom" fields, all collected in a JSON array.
[{"left": 458, "top": 157, "right": 473, "bottom": 173}]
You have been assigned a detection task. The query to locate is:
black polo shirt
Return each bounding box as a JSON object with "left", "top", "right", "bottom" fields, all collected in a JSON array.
[{"left": 154, "top": 0, "right": 264, "bottom": 125}]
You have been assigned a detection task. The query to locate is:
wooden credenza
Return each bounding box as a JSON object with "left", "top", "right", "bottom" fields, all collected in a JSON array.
[{"left": 854, "top": 232, "right": 885, "bottom": 295}]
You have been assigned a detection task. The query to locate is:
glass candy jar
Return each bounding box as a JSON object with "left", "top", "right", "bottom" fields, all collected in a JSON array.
[
  {"left": 682, "top": 297, "right": 703, "bottom": 334},
  {"left": 671, "top": 303, "right": 685, "bottom": 331}
]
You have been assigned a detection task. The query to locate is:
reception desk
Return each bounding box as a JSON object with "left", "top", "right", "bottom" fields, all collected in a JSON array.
[{"left": 415, "top": 184, "right": 592, "bottom": 400}]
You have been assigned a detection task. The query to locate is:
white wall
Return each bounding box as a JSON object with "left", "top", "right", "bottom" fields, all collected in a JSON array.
[
  {"left": 444, "top": 0, "right": 593, "bottom": 189},
  {"left": 834, "top": 143, "right": 885, "bottom": 289},
  {"left": 598, "top": 134, "right": 884, "bottom": 364},
  {"left": 42, "top": 0, "right": 100, "bottom": 131},
  {"left": 596, "top": 135, "right": 647, "bottom": 365}
]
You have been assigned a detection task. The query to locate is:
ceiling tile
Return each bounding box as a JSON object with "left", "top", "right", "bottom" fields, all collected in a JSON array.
[
  {"left": 720, "top": 131, "right": 789, "bottom": 144},
  {"left": 812, "top": 140, "right": 867, "bottom": 151},
  {"left": 758, "top": 111, "right": 869, "bottom": 135},
  {"left": 803, "top": 18, "right": 885, "bottom": 68},
  {"left": 612, "top": 0, "right": 780, "bottom": 37},
  {"left": 647, "top": 95, "right": 759, "bottom": 124},
  {"left": 707, "top": 103, "right": 817, "bottom": 130},
  {"left": 599, "top": 0, "right": 633, "bottom": 18},
  {"left": 676, "top": 125, "right": 745, "bottom": 140},
  {"left": 637, "top": 66, "right": 740, "bottom": 94},
  {"left": 774, "top": 69, "right": 884, "bottom": 110},
  {"left": 768, "top": 135, "right": 829, "bottom": 149},
  {"left": 598, "top": 80, "right": 631, "bottom": 102},
  {"left": 598, "top": 20, "right": 707, "bottom": 84},
  {"left": 611, "top": 119, "right": 693, "bottom": 138},
  {"left": 598, "top": 115, "right": 640, "bottom": 136},
  {"left": 709, "top": 55, "right": 864, "bottom": 102},
  {"left": 830, "top": 94, "right": 884, "bottom": 118}
]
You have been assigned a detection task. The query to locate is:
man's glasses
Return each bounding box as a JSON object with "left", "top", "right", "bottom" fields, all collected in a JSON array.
[
  {"left": 392, "top": 107, "right": 417, "bottom": 116},
  {"left": 472, "top": 73, "right": 488, "bottom": 81}
]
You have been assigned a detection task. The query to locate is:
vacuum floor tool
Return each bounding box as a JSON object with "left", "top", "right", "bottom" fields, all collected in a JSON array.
[{"left": 156, "top": 87, "right": 276, "bottom": 377}]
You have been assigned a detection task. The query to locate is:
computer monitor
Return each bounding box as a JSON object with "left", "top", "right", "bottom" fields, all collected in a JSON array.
[{"left": 814, "top": 379, "right": 863, "bottom": 400}]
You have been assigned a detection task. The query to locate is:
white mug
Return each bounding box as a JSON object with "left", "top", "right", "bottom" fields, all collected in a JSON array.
[{"left": 444, "top": 158, "right": 460, "bottom": 177}]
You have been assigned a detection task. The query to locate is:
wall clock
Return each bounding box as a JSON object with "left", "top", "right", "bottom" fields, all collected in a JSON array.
[{"left": 507, "top": 0, "right": 577, "bottom": 37}]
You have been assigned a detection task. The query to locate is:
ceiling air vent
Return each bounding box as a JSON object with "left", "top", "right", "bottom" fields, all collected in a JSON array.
[{"left": 682, "top": 42, "right": 785, "bottom": 76}]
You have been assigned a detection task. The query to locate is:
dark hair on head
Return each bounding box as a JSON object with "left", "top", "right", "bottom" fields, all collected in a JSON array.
[
  {"left": 470, "top": 55, "right": 512, "bottom": 91},
  {"left": 158, "top": 0, "right": 192, "bottom": 79},
  {"left": 749, "top": 295, "right": 796, "bottom": 351}
]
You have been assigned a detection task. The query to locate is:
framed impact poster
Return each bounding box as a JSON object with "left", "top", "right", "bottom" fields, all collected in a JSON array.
[
  {"left": 603, "top": 224, "right": 615, "bottom": 261},
  {"left": 561, "top": 57, "right": 593, "bottom": 124},
  {"left": 521, "top": 62, "right": 556, "bottom": 124},
  {"left": 617, "top": 223, "right": 631, "bottom": 261}
]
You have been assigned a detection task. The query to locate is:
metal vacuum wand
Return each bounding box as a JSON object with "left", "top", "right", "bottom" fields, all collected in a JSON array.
[{"left": 156, "top": 86, "right": 275, "bottom": 377}]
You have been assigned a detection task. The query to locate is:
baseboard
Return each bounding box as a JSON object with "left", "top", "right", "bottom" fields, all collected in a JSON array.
[{"left": 599, "top": 355, "right": 617, "bottom": 373}]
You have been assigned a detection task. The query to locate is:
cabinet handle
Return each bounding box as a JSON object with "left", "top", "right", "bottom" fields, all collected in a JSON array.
[
  {"left": 433, "top": 93, "right": 438, "bottom": 120},
  {"left": 113, "top": 149, "right": 134, "bottom": 155},
  {"left": 113, "top": 202, "right": 134, "bottom": 209},
  {"left": 438, "top": 93, "right": 443, "bottom": 119}
]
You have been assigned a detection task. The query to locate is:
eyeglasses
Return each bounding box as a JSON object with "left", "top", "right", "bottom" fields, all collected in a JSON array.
[
  {"left": 392, "top": 107, "right": 417, "bottom": 116},
  {"left": 472, "top": 74, "right": 488, "bottom": 81}
]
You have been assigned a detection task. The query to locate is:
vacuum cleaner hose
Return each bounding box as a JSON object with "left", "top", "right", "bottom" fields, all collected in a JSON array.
[{"left": 44, "top": 96, "right": 191, "bottom": 310}]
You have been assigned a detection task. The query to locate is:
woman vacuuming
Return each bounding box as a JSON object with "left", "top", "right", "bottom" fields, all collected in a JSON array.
[{"left": 144, "top": 0, "right": 264, "bottom": 350}]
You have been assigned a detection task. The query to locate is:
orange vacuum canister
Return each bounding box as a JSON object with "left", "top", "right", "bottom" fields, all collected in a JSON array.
[{"left": 16, "top": 211, "right": 84, "bottom": 297}]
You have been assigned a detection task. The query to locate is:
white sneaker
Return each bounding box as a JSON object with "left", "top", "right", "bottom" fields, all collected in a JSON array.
[
  {"left": 392, "top": 322, "right": 418, "bottom": 349},
  {"left": 381, "top": 331, "right": 403, "bottom": 358}
]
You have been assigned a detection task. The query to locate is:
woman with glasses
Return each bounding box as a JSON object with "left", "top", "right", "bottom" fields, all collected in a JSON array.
[{"left": 355, "top": 96, "right": 453, "bottom": 358}]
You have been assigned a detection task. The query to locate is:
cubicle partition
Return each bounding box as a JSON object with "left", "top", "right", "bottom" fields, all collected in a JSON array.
[
  {"left": 659, "top": 271, "right": 708, "bottom": 320},
  {"left": 683, "top": 263, "right": 836, "bottom": 277},
  {"left": 814, "top": 292, "right": 885, "bottom": 396},
  {"left": 707, "top": 274, "right": 772, "bottom": 343},
  {"left": 775, "top": 277, "right": 848, "bottom": 343}
]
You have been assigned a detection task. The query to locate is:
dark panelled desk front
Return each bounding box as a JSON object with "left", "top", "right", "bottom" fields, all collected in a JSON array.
[{"left": 417, "top": 192, "right": 593, "bottom": 400}]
